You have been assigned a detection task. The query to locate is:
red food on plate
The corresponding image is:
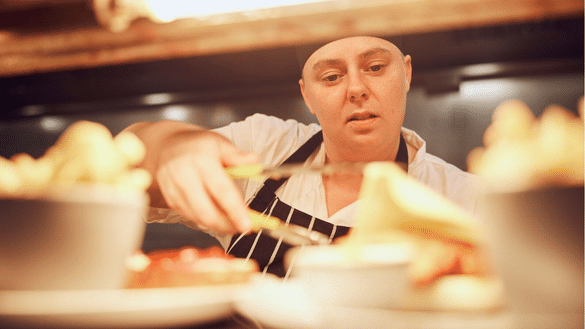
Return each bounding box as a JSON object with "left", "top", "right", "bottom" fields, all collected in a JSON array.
[{"left": 126, "top": 246, "right": 258, "bottom": 288}]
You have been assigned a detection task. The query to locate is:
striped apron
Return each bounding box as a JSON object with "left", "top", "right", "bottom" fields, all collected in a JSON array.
[{"left": 227, "top": 130, "right": 409, "bottom": 277}]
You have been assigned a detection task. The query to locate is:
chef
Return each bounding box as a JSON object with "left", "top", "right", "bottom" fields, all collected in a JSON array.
[{"left": 124, "top": 35, "right": 484, "bottom": 284}]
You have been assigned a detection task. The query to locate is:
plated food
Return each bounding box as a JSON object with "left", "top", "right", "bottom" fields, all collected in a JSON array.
[
  {"left": 285, "top": 161, "right": 504, "bottom": 312},
  {"left": 0, "top": 120, "right": 151, "bottom": 198},
  {"left": 0, "top": 120, "right": 151, "bottom": 290},
  {"left": 348, "top": 162, "right": 481, "bottom": 247},
  {"left": 126, "top": 246, "right": 259, "bottom": 289},
  {"left": 468, "top": 98, "right": 584, "bottom": 315},
  {"left": 467, "top": 98, "right": 584, "bottom": 191}
]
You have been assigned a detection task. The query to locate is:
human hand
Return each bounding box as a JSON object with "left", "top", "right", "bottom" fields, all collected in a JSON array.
[{"left": 155, "top": 129, "right": 260, "bottom": 234}]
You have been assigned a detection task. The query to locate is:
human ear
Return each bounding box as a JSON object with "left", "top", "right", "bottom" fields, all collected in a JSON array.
[
  {"left": 299, "top": 78, "right": 316, "bottom": 115},
  {"left": 403, "top": 55, "right": 412, "bottom": 92}
]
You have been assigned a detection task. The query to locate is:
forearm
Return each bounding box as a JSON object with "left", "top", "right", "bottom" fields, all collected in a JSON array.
[
  {"left": 124, "top": 121, "right": 203, "bottom": 174},
  {"left": 123, "top": 120, "right": 258, "bottom": 233},
  {"left": 122, "top": 121, "right": 208, "bottom": 207}
]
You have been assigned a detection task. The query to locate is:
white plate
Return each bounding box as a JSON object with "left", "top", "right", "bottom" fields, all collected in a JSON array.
[{"left": 0, "top": 284, "right": 247, "bottom": 328}]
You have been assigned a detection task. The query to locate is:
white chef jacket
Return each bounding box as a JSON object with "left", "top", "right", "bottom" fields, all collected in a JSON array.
[{"left": 147, "top": 113, "right": 480, "bottom": 249}]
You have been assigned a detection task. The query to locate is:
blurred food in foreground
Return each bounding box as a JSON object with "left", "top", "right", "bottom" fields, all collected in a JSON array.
[
  {"left": 468, "top": 98, "right": 584, "bottom": 192},
  {"left": 470, "top": 98, "right": 584, "bottom": 319},
  {"left": 347, "top": 163, "right": 494, "bottom": 288},
  {"left": 347, "top": 162, "right": 480, "bottom": 247},
  {"left": 291, "top": 162, "right": 504, "bottom": 311},
  {"left": 0, "top": 120, "right": 152, "bottom": 290},
  {"left": 0, "top": 120, "right": 152, "bottom": 198},
  {"left": 285, "top": 243, "right": 412, "bottom": 309},
  {"left": 126, "top": 246, "right": 259, "bottom": 288}
]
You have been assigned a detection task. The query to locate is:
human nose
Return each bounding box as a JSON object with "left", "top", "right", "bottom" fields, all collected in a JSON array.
[{"left": 347, "top": 72, "right": 369, "bottom": 102}]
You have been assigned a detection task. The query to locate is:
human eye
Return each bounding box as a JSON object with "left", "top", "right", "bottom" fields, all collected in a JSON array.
[
  {"left": 324, "top": 74, "right": 340, "bottom": 82},
  {"left": 370, "top": 64, "right": 383, "bottom": 72},
  {"left": 366, "top": 63, "right": 385, "bottom": 73},
  {"left": 320, "top": 70, "right": 344, "bottom": 83}
]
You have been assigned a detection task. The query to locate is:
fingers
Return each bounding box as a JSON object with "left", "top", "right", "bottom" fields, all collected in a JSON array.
[
  {"left": 220, "top": 141, "right": 261, "bottom": 168},
  {"left": 198, "top": 160, "right": 252, "bottom": 233},
  {"left": 155, "top": 132, "right": 257, "bottom": 234},
  {"left": 156, "top": 161, "right": 238, "bottom": 234}
]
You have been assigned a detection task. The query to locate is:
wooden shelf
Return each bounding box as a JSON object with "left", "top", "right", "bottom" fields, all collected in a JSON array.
[{"left": 0, "top": 0, "right": 582, "bottom": 77}]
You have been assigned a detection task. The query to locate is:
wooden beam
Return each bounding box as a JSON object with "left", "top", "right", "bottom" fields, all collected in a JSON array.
[{"left": 0, "top": 0, "right": 582, "bottom": 77}]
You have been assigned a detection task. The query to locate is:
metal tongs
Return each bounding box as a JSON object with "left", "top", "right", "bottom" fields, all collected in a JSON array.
[
  {"left": 247, "top": 210, "right": 330, "bottom": 246},
  {"left": 264, "top": 224, "right": 331, "bottom": 246},
  {"left": 225, "top": 162, "right": 367, "bottom": 180},
  {"left": 227, "top": 163, "right": 362, "bottom": 246}
]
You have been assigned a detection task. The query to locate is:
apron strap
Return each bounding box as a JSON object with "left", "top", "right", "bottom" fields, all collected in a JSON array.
[
  {"left": 262, "top": 130, "right": 408, "bottom": 194},
  {"left": 396, "top": 133, "right": 409, "bottom": 172},
  {"left": 262, "top": 130, "right": 323, "bottom": 193}
]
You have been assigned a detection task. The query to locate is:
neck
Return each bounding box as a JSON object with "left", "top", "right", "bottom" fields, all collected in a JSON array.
[{"left": 323, "top": 133, "right": 401, "bottom": 164}]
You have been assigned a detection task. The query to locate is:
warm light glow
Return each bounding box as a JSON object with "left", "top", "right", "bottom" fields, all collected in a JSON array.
[
  {"left": 144, "top": 0, "right": 324, "bottom": 22},
  {"left": 21, "top": 105, "right": 45, "bottom": 117},
  {"left": 462, "top": 63, "right": 503, "bottom": 77},
  {"left": 161, "top": 105, "right": 191, "bottom": 121},
  {"left": 459, "top": 79, "right": 519, "bottom": 102},
  {"left": 142, "top": 93, "right": 174, "bottom": 106},
  {"left": 39, "top": 117, "right": 66, "bottom": 132}
]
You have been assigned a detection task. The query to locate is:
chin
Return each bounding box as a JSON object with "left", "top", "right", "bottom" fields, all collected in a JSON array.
[{"left": 347, "top": 134, "right": 395, "bottom": 160}]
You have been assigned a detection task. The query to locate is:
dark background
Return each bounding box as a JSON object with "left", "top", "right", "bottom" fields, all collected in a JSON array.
[{"left": 0, "top": 2, "right": 583, "bottom": 250}]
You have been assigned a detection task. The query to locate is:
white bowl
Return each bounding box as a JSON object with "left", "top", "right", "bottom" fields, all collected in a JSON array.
[
  {"left": 284, "top": 243, "right": 413, "bottom": 309},
  {"left": 0, "top": 185, "right": 148, "bottom": 290},
  {"left": 480, "top": 186, "right": 583, "bottom": 314}
]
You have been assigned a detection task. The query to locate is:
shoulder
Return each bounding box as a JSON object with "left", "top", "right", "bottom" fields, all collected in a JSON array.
[
  {"left": 414, "top": 152, "right": 478, "bottom": 186},
  {"left": 413, "top": 154, "right": 480, "bottom": 215},
  {"left": 402, "top": 127, "right": 476, "bottom": 183},
  {"left": 403, "top": 127, "right": 480, "bottom": 214},
  {"left": 214, "top": 113, "right": 322, "bottom": 166}
]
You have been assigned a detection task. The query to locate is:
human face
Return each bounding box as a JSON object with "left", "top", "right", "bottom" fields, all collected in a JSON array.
[{"left": 299, "top": 36, "right": 412, "bottom": 162}]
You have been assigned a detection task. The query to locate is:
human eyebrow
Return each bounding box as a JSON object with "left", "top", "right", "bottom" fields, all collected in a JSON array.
[
  {"left": 311, "top": 59, "right": 344, "bottom": 72},
  {"left": 359, "top": 47, "right": 393, "bottom": 60}
]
